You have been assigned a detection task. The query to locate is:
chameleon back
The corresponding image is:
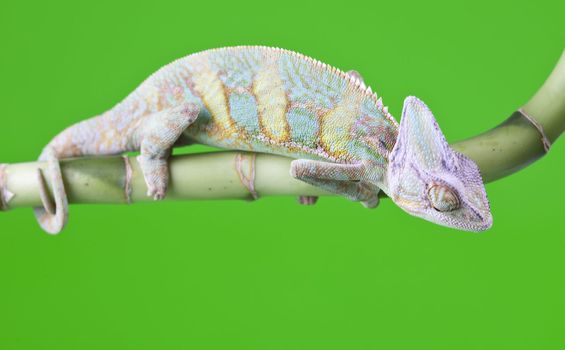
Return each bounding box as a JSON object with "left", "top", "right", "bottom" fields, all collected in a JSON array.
[{"left": 129, "top": 46, "right": 398, "bottom": 165}]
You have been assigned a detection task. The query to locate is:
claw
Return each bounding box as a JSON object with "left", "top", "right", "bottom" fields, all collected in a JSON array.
[
  {"left": 361, "top": 195, "right": 379, "bottom": 209},
  {"left": 298, "top": 196, "right": 318, "bottom": 205},
  {"left": 147, "top": 188, "right": 166, "bottom": 201}
]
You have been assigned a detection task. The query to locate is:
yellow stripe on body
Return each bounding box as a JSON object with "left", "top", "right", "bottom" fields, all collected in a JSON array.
[
  {"left": 253, "top": 65, "right": 290, "bottom": 142},
  {"left": 320, "top": 92, "right": 362, "bottom": 159},
  {"left": 191, "top": 61, "right": 234, "bottom": 133}
]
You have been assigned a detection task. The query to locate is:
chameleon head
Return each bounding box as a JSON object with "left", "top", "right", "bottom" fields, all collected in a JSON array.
[{"left": 386, "top": 96, "right": 492, "bottom": 232}]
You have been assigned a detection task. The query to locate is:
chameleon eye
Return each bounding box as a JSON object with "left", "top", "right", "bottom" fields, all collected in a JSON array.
[{"left": 427, "top": 184, "right": 460, "bottom": 212}]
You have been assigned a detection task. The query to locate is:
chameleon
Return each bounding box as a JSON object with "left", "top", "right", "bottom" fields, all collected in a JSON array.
[{"left": 33, "top": 46, "right": 492, "bottom": 234}]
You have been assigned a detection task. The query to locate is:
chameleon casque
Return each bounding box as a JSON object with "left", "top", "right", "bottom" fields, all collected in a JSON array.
[{"left": 34, "top": 46, "right": 492, "bottom": 234}]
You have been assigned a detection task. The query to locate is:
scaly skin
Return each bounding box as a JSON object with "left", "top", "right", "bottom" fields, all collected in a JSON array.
[{"left": 35, "top": 46, "right": 492, "bottom": 234}]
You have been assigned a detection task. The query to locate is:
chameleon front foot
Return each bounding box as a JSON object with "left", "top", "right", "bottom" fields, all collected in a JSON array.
[
  {"left": 359, "top": 187, "right": 379, "bottom": 208},
  {"left": 290, "top": 159, "right": 380, "bottom": 208}
]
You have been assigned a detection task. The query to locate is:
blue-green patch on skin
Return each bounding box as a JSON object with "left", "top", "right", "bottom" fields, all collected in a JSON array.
[
  {"left": 361, "top": 96, "right": 384, "bottom": 120},
  {"left": 348, "top": 138, "right": 386, "bottom": 164},
  {"left": 287, "top": 107, "right": 319, "bottom": 148},
  {"left": 229, "top": 91, "right": 260, "bottom": 134},
  {"left": 209, "top": 50, "right": 260, "bottom": 88},
  {"left": 279, "top": 54, "right": 346, "bottom": 110},
  {"left": 349, "top": 114, "right": 392, "bottom": 162}
]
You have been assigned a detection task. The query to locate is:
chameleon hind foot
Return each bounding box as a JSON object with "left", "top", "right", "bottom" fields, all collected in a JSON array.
[
  {"left": 298, "top": 195, "right": 318, "bottom": 205},
  {"left": 136, "top": 103, "right": 200, "bottom": 200},
  {"left": 33, "top": 148, "right": 69, "bottom": 234}
]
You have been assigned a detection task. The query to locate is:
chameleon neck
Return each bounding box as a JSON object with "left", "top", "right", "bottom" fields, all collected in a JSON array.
[{"left": 351, "top": 116, "right": 398, "bottom": 195}]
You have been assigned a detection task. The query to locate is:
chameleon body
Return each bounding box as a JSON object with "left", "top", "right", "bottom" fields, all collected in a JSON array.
[{"left": 35, "top": 46, "right": 492, "bottom": 233}]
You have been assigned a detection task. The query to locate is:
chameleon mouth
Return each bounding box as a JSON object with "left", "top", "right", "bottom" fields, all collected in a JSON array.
[
  {"left": 430, "top": 205, "right": 493, "bottom": 232},
  {"left": 393, "top": 194, "right": 493, "bottom": 232}
]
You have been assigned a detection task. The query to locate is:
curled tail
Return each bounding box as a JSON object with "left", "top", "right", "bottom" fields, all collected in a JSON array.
[
  {"left": 33, "top": 96, "right": 200, "bottom": 234},
  {"left": 33, "top": 114, "right": 135, "bottom": 234},
  {"left": 34, "top": 148, "right": 69, "bottom": 234}
]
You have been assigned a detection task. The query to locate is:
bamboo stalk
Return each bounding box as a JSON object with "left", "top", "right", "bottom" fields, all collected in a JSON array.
[
  {"left": 1, "top": 50, "right": 564, "bottom": 212},
  {"left": 1, "top": 153, "right": 332, "bottom": 210},
  {"left": 454, "top": 49, "right": 565, "bottom": 182}
]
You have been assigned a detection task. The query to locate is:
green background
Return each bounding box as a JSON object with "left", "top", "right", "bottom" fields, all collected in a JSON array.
[{"left": 1, "top": 0, "right": 564, "bottom": 349}]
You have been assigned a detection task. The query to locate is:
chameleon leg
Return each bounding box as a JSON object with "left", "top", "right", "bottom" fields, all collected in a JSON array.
[
  {"left": 137, "top": 103, "right": 200, "bottom": 200},
  {"left": 298, "top": 73, "right": 366, "bottom": 203},
  {"left": 290, "top": 159, "right": 380, "bottom": 208},
  {"left": 295, "top": 66, "right": 367, "bottom": 206}
]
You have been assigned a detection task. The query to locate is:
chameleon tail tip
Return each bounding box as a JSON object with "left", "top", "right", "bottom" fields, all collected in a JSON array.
[{"left": 33, "top": 153, "right": 68, "bottom": 234}]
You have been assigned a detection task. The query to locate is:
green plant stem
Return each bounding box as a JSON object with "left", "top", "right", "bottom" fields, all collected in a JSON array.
[
  {"left": 1, "top": 51, "right": 564, "bottom": 211},
  {"left": 2, "top": 153, "right": 330, "bottom": 210},
  {"left": 454, "top": 49, "right": 565, "bottom": 182}
]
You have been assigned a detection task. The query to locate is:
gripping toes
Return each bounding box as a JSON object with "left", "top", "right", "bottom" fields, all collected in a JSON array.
[
  {"left": 358, "top": 182, "right": 380, "bottom": 208},
  {"left": 137, "top": 156, "right": 169, "bottom": 200},
  {"left": 298, "top": 195, "right": 318, "bottom": 205},
  {"left": 137, "top": 103, "right": 200, "bottom": 200}
]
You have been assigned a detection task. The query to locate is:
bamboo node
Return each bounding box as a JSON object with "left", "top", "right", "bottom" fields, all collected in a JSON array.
[
  {"left": 235, "top": 153, "right": 258, "bottom": 200},
  {"left": 518, "top": 108, "right": 552, "bottom": 153},
  {"left": 0, "top": 164, "right": 15, "bottom": 211},
  {"left": 123, "top": 156, "right": 133, "bottom": 204}
]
